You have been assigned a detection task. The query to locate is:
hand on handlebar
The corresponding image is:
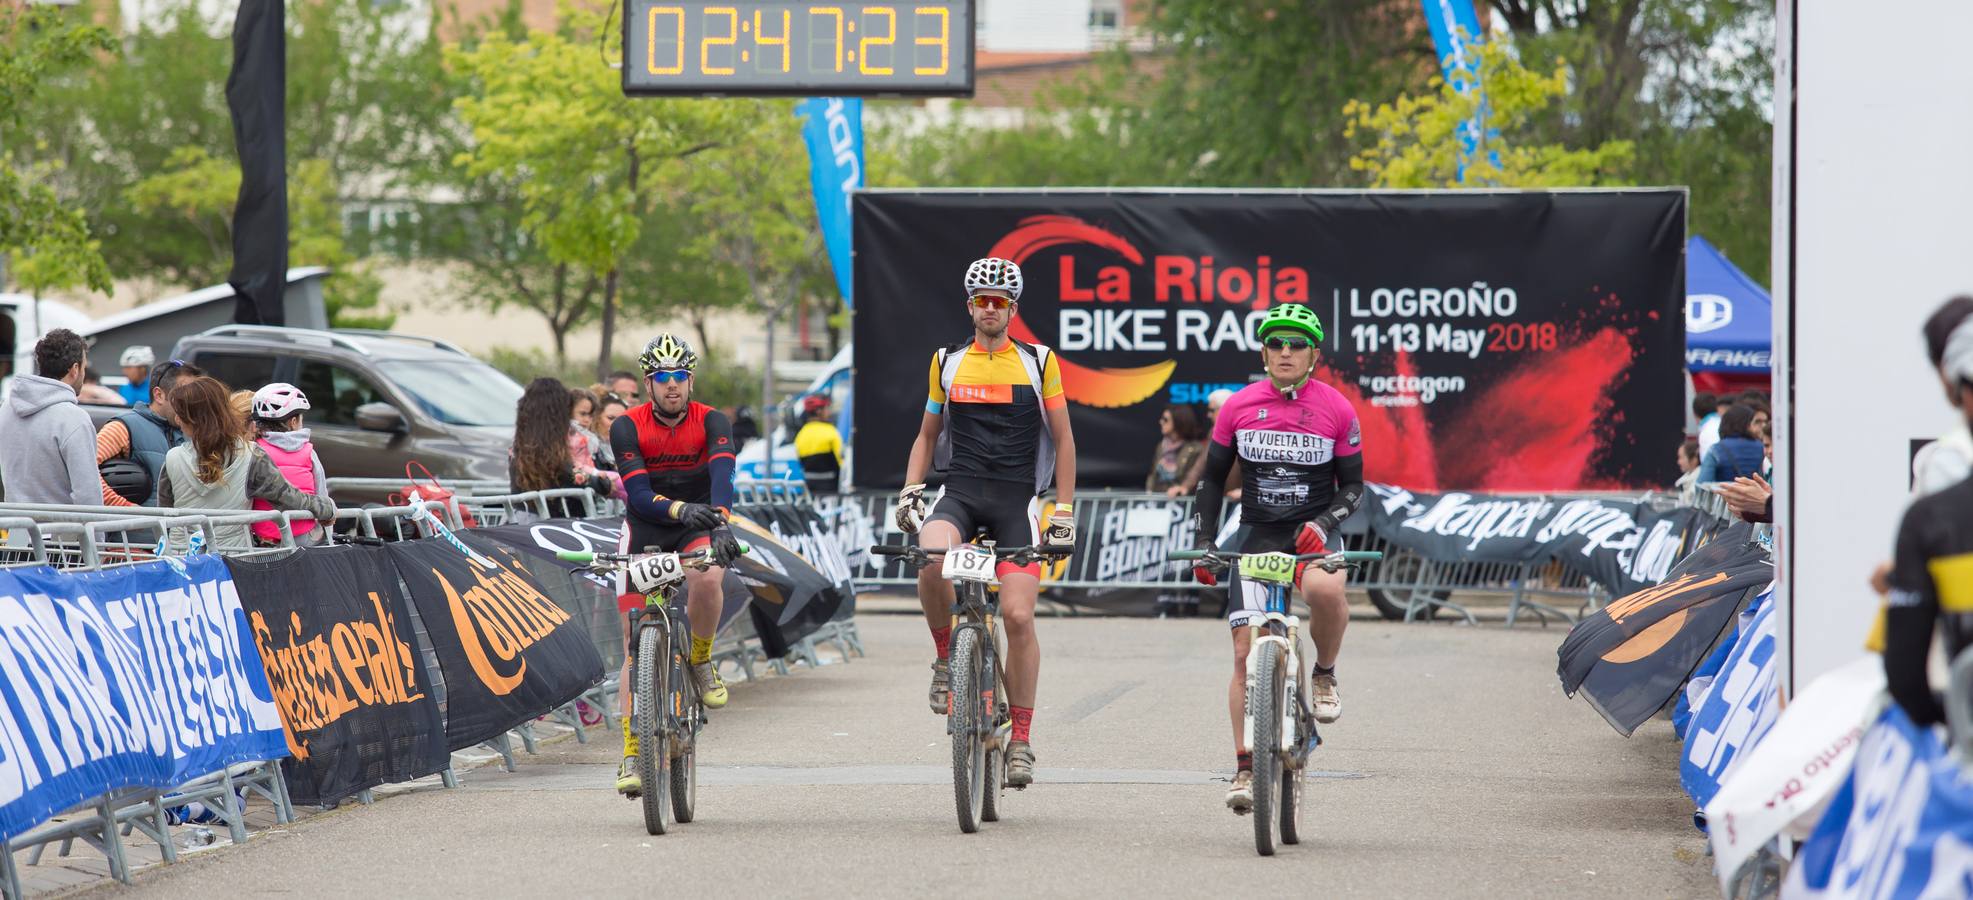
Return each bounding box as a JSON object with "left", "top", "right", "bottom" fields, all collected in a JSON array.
[{"left": 1191, "top": 539, "right": 1220, "bottom": 586}]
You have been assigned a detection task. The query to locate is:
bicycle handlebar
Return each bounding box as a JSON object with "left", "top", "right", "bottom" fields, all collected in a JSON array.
[
  {"left": 555, "top": 545, "right": 741, "bottom": 569},
  {"left": 1167, "top": 549, "right": 1385, "bottom": 571},
  {"left": 870, "top": 544, "right": 1074, "bottom": 563}
]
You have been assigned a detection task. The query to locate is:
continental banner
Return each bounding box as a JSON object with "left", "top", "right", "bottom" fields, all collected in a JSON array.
[
  {"left": 387, "top": 537, "right": 605, "bottom": 752},
  {"left": 0, "top": 558, "right": 288, "bottom": 842},
  {"left": 853, "top": 189, "right": 1686, "bottom": 491},
  {"left": 225, "top": 545, "right": 449, "bottom": 807}
]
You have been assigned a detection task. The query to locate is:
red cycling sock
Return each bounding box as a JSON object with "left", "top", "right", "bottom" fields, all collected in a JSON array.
[
  {"left": 1236, "top": 751, "right": 1253, "bottom": 773},
  {"left": 1011, "top": 706, "right": 1033, "bottom": 743},
  {"left": 931, "top": 625, "right": 953, "bottom": 660}
]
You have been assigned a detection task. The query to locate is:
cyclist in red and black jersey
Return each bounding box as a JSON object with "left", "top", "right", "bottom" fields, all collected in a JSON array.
[{"left": 606, "top": 333, "right": 742, "bottom": 797}]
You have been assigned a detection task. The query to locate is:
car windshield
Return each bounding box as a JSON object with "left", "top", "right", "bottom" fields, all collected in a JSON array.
[{"left": 374, "top": 359, "right": 523, "bottom": 427}]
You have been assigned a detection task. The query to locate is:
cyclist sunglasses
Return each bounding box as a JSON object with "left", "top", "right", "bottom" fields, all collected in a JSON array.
[
  {"left": 648, "top": 370, "right": 691, "bottom": 385},
  {"left": 1263, "top": 336, "right": 1314, "bottom": 351},
  {"left": 968, "top": 295, "right": 1013, "bottom": 310}
]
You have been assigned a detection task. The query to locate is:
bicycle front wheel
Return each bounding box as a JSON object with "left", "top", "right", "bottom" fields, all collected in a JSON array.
[
  {"left": 1248, "top": 641, "right": 1284, "bottom": 857},
  {"left": 635, "top": 624, "right": 671, "bottom": 835},
  {"left": 669, "top": 653, "right": 698, "bottom": 824},
  {"left": 948, "top": 625, "right": 988, "bottom": 834}
]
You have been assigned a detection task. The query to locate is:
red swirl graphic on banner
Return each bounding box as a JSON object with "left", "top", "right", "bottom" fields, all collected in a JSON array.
[{"left": 987, "top": 216, "right": 1176, "bottom": 409}]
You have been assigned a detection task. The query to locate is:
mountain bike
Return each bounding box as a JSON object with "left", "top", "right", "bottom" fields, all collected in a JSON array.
[
  {"left": 1171, "top": 547, "right": 1383, "bottom": 857},
  {"left": 559, "top": 545, "right": 740, "bottom": 836},
  {"left": 870, "top": 541, "right": 1073, "bottom": 834}
]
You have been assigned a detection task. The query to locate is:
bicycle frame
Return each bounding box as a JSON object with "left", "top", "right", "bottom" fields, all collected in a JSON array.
[{"left": 947, "top": 559, "right": 1009, "bottom": 745}]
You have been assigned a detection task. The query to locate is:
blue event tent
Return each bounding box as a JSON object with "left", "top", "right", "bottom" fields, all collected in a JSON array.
[{"left": 1685, "top": 235, "right": 1772, "bottom": 373}]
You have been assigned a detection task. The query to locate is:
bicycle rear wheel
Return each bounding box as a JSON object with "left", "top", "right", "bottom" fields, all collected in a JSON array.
[
  {"left": 948, "top": 624, "right": 987, "bottom": 834},
  {"left": 669, "top": 651, "right": 698, "bottom": 824},
  {"left": 1278, "top": 729, "right": 1305, "bottom": 844},
  {"left": 635, "top": 624, "right": 671, "bottom": 835},
  {"left": 980, "top": 643, "right": 1007, "bottom": 823},
  {"left": 1248, "top": 641, "right": 1283, "bottom": 857}
]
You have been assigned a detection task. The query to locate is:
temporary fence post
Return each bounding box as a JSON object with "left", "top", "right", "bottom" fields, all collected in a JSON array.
[
  {"left": 357, "top": 789, "right": 375, "bottom": 805},
  {"left": 219, "top": 767, "right": 248, "bottom": 845},
  {"left": 269, "top": 761, "right": 295, "bottom": 824},
  {"left": 3, "top": 838, "right": 21, "bottom": 900},
  {"left": 441, "top": 768, "right": 460, "bottom": 789},
  {"left": 96, "top": 795, "right": 131, "bottom": 884},
  {"left": 132, "top": 796, "right": 174, "bottom": 865},
  {"left": 1506, "top": 562, "right": 1529, "bottom": 628}
]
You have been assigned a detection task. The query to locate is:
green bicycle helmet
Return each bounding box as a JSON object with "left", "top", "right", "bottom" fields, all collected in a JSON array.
[
  {"left": 1254, "top": 304, "right": 1325, "bottom": 344},
  {"left": 637, "top": 333, "right": 698, "bottom": 375}
]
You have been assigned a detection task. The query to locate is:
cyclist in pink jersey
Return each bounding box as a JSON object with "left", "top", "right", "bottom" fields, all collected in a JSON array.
[{"left": 1187, "top": 304, "right": 1366, "bottom": 813}]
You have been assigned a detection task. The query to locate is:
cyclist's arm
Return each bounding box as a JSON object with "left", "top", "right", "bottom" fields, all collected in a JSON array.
[
  {"left": 1311, "top": 452, "right": 1365, "bottom": 537},
  {"left": 1039, "top": 352, "right": 1074, "bottom": 505},
  {"left": 611, "top": 414, "right": 688, "bottom": 523},
  {"left": 1884, "top": 502, "right": 1947, "bottom": 726},
  {"left": 903, "top": 411, "right": 942, "bottom": 486},
  {"left": 1190, "top": 439, "right": 1237, "bottom": 538},
  {"left": 703, "top": 408, "right": 737, "bottom": 510}
]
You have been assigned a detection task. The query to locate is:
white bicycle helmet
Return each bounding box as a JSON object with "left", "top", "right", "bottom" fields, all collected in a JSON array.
[
  {"left": 964, "top": 257, "right": 1024, "bottom": 301},
  {"left": 252, "top": 383, "right": 311, "bottom": 420}
]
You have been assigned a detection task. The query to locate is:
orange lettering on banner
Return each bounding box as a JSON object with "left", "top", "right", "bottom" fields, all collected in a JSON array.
[
  {"left": 249, "top": 591, "right": 424, "bottom": 761},
  {"left": 434, "top": 552, "right": 575, "bottom": 696},
  {"left": 1601, "top": 571, "right": 1730, "bottom": 624}
]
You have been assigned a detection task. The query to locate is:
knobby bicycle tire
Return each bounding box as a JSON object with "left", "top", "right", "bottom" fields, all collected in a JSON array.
[
  {"left": 669, "top": 647, "right": 697, "bottom": 824},
  {"left": 1249, "top": 640, "right": 1283, "bottom": 857},
  {"left": 635, "top": 623, "right": 670, "bottom": 835},
  {"left": 949, "top": 625, "right": 988, "bottom": 834}
]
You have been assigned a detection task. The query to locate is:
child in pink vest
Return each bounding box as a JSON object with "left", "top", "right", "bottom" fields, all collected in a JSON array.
[{"left": 249, "top": 383, "right": 333, "bottom": 544}]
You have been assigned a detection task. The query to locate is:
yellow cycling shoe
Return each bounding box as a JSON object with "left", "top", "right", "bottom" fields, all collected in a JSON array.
[
  {"left": 691, "top": 661, "right": 728, "bottom": 708},
  {"left": 615, "top": 755, "right": 641, "bottom": 796}
]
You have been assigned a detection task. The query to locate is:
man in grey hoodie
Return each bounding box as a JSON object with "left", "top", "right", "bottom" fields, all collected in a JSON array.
[{"left": 0, "top": 329, "right": 104, "bottom": 505}]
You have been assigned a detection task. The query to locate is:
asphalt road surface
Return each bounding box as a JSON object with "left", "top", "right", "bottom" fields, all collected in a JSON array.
[{"left": 89, "top": 613, "right": 1715, "bottom": 899}]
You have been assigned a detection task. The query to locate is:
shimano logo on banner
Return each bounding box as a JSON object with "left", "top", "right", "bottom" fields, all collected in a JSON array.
[
  {"left": 1687, "top": 294, "right": 1734, "bottom": 334},
  {"left": 1686, "top": 348, "right": 1772, "bottom": 369}
]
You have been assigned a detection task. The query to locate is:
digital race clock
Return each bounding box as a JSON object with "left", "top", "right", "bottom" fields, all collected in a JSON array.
[{"left": 622, "top": 1, "right": 975, "bottom": 96}]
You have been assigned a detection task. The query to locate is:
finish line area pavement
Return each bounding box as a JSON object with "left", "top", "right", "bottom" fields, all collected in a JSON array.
[{"left": 78, "top": 613, "right": 1714, "bottom": 899}]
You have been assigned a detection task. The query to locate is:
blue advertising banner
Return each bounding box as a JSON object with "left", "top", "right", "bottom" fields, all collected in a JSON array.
[
  {"left": 1785, "top": 705, "right": 1973, "bottom": 898},
  {"left": 1681, "top": 588, "right": 1779, "bottom": 813},
  {"left": 796, "top": 96, "right": 862, "bottom": 307},
  {"left": 1417, "top": 0, "right": 1490, "bottom": 179},
  {"left": 0, "top": 558, "right": 286, "bottom": 843}
]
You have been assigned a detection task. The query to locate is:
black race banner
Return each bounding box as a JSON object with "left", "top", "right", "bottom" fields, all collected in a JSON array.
[
  {"left": 1557, "top": 524, "right": 1773, "bottom": 735},
  {"left": 386, "top": 537, "right": 606, "bottom": 752},
  {"left": 225, "top": 545, "right": 449, "bottom": 806},
  {"left": 1363, "top": 485, "right": 1719, "bottom": 596},
  {"left": 853, "top": 190, "right": 1686, "bottom": 491}
]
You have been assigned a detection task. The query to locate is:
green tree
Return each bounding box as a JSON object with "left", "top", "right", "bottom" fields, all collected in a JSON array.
[
  {"left": 127, "top": 147, "right": 393, "bottom": 326},
  {"left": 1344, "top": 40, "right": 1634, "bottom": 188},
  {"left": 447, "top": 5, "right": 748, "bottom": 380},
  {"left": 1486, "top": 0, "right": 1774, "bottom": 280},
  {"left": 1, "top": 2, "right": 115, "bottom": 294}
]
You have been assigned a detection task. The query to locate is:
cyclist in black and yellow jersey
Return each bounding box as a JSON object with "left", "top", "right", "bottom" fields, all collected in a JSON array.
[
  {"left": 893, "top": 256, "right": 1078, "bottom": 788},
  {"left": 795, "top": 393, "right": 844, "bottom": 495}
]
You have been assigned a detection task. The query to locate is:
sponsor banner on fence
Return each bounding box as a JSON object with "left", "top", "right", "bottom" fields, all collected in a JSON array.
[
  {"left": 1784, "top": 705, "right": 1973, "bottom": 898},
  {"left": 1682, "top": 589, "right": 1781, "bottom": 812},
  {"left": 1368, "top": 484, "right": 1720, "bottom": 595},
  {"left": 853, "top": 190, "right": 1686, "bottom": 491},
  {"left": 0, "top": 558, "right": 287, "bottom": 842},
  {"left": 387, "top": 537, "right": 606, "bottom": 752},
  {"left": 225, "top": 545, "right": 449, "bottom": 806}
]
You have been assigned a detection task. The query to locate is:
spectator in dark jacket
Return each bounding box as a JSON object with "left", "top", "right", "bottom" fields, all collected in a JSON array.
[
  {"left": 1698, "top": 404, "right": 1767, "bottom": 483},
  {"left": 1147, "top": 404, "right": 1208, "bottom": 495}
]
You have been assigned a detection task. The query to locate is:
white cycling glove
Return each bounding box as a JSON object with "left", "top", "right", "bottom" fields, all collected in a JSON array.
[{"left": 895, "top": 483, "right": 928, "bottom": 534}]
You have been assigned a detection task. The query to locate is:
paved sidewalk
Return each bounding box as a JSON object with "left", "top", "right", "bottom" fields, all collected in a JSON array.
[{"left": 64, "top": 614, "right": 1715, "bottom": 899}]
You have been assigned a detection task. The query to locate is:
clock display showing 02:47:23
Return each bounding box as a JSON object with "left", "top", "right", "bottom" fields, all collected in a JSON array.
[{"left": 634, "top": 2, "right": 969, "bottom": 89}]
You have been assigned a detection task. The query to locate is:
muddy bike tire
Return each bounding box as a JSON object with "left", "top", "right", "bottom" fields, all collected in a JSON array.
[
  {"left": 949, "top": 625, "right": 988, "bottom": 834},
  {"left": 1249, "top": 641, "right": 1283, "bottom": 857},
  {"left": 635, "top": 624, "right": 671, "bottom": 835},
  {"left": 669, "top": 651, "right": 698, "bottom": 824}
]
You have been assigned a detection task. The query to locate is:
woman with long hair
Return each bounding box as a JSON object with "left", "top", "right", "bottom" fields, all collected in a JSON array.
[
  {"left": 1147, "top": 404, "right": 1209, "bottom": 495},
  {"left": 511, "top": 377, "right": 612, "bottom": 516},
  {"left": 1697, "top": 404, "right": 1768, "bottom": 483},
  {"left": 157, "top": 376, "right": 336, "bottom": 549}
]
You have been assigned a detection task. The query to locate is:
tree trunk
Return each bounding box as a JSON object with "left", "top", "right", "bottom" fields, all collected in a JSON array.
[
  {"left": 550, "top": 263, "right": 569, "bottom": 366},
  {"left": 599, "top": 142, "right": 641, "bottom": 382}
]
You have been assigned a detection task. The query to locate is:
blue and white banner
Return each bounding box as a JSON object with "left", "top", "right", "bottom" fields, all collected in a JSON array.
[
  {"left": 1681, "top": 589, "right": 1780, "bottom": 813},
  {"left": 1417, "top": 0, "right": 1491, "bottom": 180},
  {"left": 0, "top": 558, "right": 287, "bottom": 842},
  {"left": 796, "top": 97, "right": 861, "bottom": 307},
  {"left": 1783, "top": 705, "right": 1973, "bottom": 899}
]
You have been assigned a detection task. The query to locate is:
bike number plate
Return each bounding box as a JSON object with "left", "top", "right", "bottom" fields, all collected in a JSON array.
[
  {"left": 1238, "top": 551, "right": 1298, "bottom": 586},
  {"left": 628, "top": 553, "right": 687, "bottom": 593},
  {"left": 941, "top": 544, "right": 999, "bottom": 584}
]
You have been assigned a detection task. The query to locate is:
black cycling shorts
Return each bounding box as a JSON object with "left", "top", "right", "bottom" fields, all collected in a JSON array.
[
  {"left": 615, "top": 518, "right": 711, "bottom": 612},
  {"left": 1224, "top": 521, "right": 1347, "bottom": 629},
  {"left": 925, "top": 476, "right": 1042, "bottom": 577}
]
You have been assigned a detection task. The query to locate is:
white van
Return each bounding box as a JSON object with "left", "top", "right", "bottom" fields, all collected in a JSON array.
[
  {"left": 0, "top": 294, "right": 94, "bottom": 394},
  {"left": 736, "top": 343, "right": 852, "bottom": 485}
]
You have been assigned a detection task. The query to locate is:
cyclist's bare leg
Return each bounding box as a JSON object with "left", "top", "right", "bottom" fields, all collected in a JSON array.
[
  {"left": 997, "top": 572, "right": 1040, "bottom": 707},
  {"left": 915, "top": 520, "right": 960, "bottom": 627},
  {"left": 685, "top": 566, "right": 724, "bottom": 644},
  {"left": 1299, "top": 566, "right": 1348, "bottom": 668},
  {"left": 1229, "top": 625, "right": 1252, "bottom": 753}
]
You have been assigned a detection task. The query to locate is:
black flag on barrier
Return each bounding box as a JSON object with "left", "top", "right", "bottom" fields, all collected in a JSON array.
[
  {"left": 1556, "top": 523, "right": 1773, "bottom": 735},
  {"left": 225, "top": 545, "right": 450, "bottom": 806},
  {"left": 386, "top": 536, "right": 606, "bottom": 752},
  {"left": 224, "top": 0, "right": 287, "bottom": 325}
]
